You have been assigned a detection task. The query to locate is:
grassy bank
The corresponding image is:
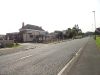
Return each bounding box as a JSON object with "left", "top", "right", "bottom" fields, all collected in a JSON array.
[{"left": 96, "top": 36, "right": 100, "bottom": 47}]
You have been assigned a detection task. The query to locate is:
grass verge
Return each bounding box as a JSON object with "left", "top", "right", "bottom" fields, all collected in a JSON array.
[
  {"left": 96, "top": 36, "right": 100, "bottom": 47},
  {"left": 6, "top": 43, "right": 20, "bottom": 48}
]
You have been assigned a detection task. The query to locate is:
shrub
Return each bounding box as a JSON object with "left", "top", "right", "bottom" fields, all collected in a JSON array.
[{"left": 6, "top": 43, "right": 14, "bottom": 48}]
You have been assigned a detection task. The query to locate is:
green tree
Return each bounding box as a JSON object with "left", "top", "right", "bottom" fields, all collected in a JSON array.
[
  {"left": 72, "top": 24, "right": 83, "bottom": 38},
  {"left": 67, "top": 28, "right": 73, "bottom": 38}
]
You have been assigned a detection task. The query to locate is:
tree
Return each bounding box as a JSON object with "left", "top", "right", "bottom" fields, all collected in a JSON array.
[
  {"left": 67, "top": 28, "right": 73, "bottom": 38},
  {"left": 71, "top": 24, "right": 83, "bottom": 38}
]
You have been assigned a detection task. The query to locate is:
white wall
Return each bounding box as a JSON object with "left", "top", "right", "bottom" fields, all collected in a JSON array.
[{"left": 22, "top": 29, "right": 47, "bottom": 42}]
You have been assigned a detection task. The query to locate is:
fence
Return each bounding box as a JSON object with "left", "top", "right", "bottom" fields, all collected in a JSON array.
[{"left": 0, "top": 40, "right": 14, "bottom": 48}]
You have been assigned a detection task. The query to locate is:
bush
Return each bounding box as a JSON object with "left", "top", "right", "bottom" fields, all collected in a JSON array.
[{"left": 6, "top": 43, "right": 14, "bottom": 48}]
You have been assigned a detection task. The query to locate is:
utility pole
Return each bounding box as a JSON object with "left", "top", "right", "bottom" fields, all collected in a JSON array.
[{"left": 92, "top": 11, "right": 96, "bottom": 40}]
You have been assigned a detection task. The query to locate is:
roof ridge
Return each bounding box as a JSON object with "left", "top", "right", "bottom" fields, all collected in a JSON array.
[{"left": 21, "top": 24, "right": 44, "bottom": 31}]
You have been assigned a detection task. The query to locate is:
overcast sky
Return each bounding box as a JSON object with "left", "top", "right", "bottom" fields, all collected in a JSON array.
[{"left": 0, "top": 0, "right": 100, "bottom": 34}]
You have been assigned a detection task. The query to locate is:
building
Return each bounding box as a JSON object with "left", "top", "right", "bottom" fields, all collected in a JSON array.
[
  {"left": 0, "top": 35, "right": 5, "bottom": 40},
  {"left": 96, "top": 27, "right": 100, "bottom": 35},
  {"left": 6, "top": 32, "right": 21, "bottom": 42},
  {"left": 19, "top": 23, "right": 48, "bottom": 42}
]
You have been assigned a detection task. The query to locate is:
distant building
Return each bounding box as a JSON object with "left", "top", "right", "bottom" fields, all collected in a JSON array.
[
  {"left": 46, "top": 33, "right": 56, "bottom": 40},
  {"left": 96, "top": 27, "right": 100, "bottom": 35},
  {"left": 19, "top": 23, "right": 48, "bottom": 42},
  {"left": 0, "top": 35, "right": 5, "bottom": 40},
  {"left": 62, "top": 30, "right": 66, "bottom": 35},
  {"left": 6, "top": 32, "right": 21, "bottom": 42}
]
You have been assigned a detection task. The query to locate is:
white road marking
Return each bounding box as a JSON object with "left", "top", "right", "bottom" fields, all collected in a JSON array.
[
  {"left": 19, "top": 55, "right": 33, "bottom": 60},
  {"left": 57, "top": 48, "right": 83, "bottom": 75}
]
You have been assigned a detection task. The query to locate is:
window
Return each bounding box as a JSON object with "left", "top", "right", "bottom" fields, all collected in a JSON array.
[{"left": 30, "top": 35, "right": 33, "bottom": 38}]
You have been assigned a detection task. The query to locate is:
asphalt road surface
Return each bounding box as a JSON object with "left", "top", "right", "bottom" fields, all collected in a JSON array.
[{"left": 0, "top": 37, "right": 89, "bottom": 75}]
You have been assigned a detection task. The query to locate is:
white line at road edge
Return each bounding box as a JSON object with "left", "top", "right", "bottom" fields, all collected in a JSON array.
[{"left": 57, "top": 47, "right": 83, "bottom": 75}]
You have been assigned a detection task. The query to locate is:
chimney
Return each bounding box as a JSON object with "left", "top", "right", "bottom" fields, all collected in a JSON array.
[{"left": 22, "top": 22, "right": 24, "bottom": 28}]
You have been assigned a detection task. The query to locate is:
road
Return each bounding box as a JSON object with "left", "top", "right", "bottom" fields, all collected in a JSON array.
[{"left": 0, "top": 37, "right": 89, "bottom": 75}]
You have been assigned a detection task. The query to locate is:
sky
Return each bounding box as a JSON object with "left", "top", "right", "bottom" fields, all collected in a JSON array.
[{"left": 0, "top": 0, "right": 100, "bottom": 34}]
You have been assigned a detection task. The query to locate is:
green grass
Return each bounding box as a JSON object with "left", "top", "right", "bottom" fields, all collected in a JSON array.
[
  {"left": 96, "top": 36, "right": 100, "bottom": 47},
  {"left": 13, "top": 43, "right": 20, "bottom": 48},
  {"left": 6, "top": 43, "right": 20, "bottom": 48}
]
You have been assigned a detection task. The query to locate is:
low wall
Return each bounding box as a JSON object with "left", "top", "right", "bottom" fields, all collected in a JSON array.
[{"left": 0, "top": 40, "right": 14, "bottom": 48}]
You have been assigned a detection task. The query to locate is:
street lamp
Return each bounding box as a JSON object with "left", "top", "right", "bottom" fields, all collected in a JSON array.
[{"left": 92, "top": 11, "right": 96, "bottom": 40}]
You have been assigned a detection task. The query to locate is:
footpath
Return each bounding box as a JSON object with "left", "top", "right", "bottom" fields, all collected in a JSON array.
[{"left": 67, "top": 38, "right": 100, "bottom": 75}]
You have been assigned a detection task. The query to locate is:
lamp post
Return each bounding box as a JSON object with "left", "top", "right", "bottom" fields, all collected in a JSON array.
[{"left": 92, "top": 11, "right": 96, "bottom": 40}]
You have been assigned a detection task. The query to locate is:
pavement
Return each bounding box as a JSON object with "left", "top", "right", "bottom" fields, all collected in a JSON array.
[
  {"left": 67, "top": 38, "right": 100, "bottom": 75},
  {"left": 0, "top": 37, "right": 89, "bottom": 75}
]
